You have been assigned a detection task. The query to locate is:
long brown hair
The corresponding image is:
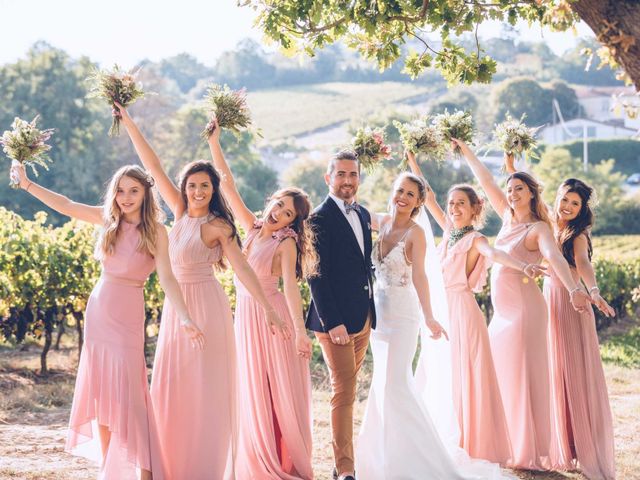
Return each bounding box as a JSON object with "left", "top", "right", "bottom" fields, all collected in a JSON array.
[
  {"left": 96, "top": 165, "right": 164, "bottom": 259},
  {"left": 267, "top": 188, "right": 318, "bottom": 279},
  {"left": 506, "top": 171, "right": 552, "bottom": 228},
  {"left": 554, "top": 178, "right": 594, "bottom": 267},
  {"left": 177, "top": 160, "right": 240, "bottom": 269}
]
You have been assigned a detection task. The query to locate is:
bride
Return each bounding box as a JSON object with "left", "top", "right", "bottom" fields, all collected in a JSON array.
[{"left": 355, "top": 172, "right": 513, "bottom": 479}]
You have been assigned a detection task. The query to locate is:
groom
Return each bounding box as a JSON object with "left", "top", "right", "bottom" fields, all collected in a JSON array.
[{"left": 307, "top": 149, "right": 376, "bottom": 480}]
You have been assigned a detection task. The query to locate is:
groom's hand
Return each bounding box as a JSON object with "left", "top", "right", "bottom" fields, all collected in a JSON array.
[{"left": 329, "top": 324, "right": 349, "bottom": 345}]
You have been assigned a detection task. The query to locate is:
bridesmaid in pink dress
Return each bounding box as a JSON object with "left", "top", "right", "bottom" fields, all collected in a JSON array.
[
  {"left": 117, "top": 106, "right": 285, "bottom": 479},
  {"left": 408, "top": 151, "right": 543, "bottom": 464},
  {"left": 454, "top": 139, "right": 591, "bottom": 471},
  {"left": 10, "top": 163, "right": 203, "bottom": 480},
  {"left": 208, "top": 122, "right": 316, "bottom": 479},
  {"left": 501, "top": 164, "right": 616, "bottom": 479}
]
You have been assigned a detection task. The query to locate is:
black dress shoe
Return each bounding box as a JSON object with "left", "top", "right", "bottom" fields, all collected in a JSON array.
[
  {"left": 339, "top": 476, "right": 356, "bottom": 480},
  {"left": 332, "top": 467, "right": 338, "bottom": 480}
]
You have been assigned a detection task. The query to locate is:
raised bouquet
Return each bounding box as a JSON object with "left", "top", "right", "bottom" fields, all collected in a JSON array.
[
  {"left": 87, "top": 64, "right": 148, "bottom": 137},
  {"left": 201, "top": 83, "right": 254, "bottom": 140},
  {"left": 489, "top": 114, "right": 540, "bottom": 166},
  {"left": 432, "top": 109, "right": 475, "bottom": 158},
  {"left": 1, "top": 116, "right": 54, "bottom": 188},
  {"left": 351, "top": 127, "right": 392, "bottom": 174},
  {"left": 394, "top": 118, "right": 447, "bottom": 166}
]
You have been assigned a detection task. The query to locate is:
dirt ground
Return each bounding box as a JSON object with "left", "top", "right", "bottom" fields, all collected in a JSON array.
[{"left": 0, "top": 341, "right": 638, "bottom": 480}]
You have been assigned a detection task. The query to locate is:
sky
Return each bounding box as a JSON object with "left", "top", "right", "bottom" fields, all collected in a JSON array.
[{"left": 0, "top": 0, "right": 596, "bottom": 67}]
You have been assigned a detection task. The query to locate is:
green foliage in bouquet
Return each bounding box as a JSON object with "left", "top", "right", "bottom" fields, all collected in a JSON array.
[
  {"left": 489, "top": 113, "right": 540, "bottom": 162},
  {"left": 432, "top": 109, "right": 475, "bottom": 158},
  {"left": 351, "top": 127, "right": 392, "bottom": 174},
  {"left": 87, "top": 64, "right": 148, "bottom": 137},
  {"left": 393, "top": 118, "right": 447, "bottom": 167},
  {"left": 201, "top": 84, "right": 256, "bottom": 140},
  {"left": 1, "top": 116, "right": 54, "bottom": 188}
]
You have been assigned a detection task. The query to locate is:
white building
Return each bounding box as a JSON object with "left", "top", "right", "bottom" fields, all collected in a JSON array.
[
  {"left": 574, "top": 86, "right": 640, "bottom": 130},
  {"left": 539, "top": 117, "right": 637, "bottom": 145}
]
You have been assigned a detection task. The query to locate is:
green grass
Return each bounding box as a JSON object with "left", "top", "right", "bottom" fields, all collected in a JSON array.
[
  {"left": 600, "top": 327, "right": 640, "bottom": 368},
  {"left": 593, "top": 235, "right": 640, "bottom": 262},
  {"left": 247, "top": 82, "right": 433, "bottom": 142}
]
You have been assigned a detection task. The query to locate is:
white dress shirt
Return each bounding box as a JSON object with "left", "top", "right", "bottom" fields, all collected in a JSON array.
[{"left": 329, "top": 193, "right": 365, "bottom": 255}]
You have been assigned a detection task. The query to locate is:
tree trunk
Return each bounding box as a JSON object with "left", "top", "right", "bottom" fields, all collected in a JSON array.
[
  {"left": 54, "top": 320, "right": 65, "bottom": 350},
  {"left": 40, "top": 309, "right": 55, "bottom": 376},
  {"left": 572, "top": 0, "right": 640, "bottom": 90}
]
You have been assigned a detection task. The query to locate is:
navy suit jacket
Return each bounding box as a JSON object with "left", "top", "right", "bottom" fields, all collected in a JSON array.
[{"left": 306, "top": 196, "right": 376, "bottom": 334}]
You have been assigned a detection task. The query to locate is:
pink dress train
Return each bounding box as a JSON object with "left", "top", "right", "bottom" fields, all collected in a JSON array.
[
  {"left": 439, "top": 229, "right": 513, "bottom": 464},
  {"left": 66, "top": 221, "right": 165, "bottom": 480},
  {"left": 234, "top": 225, "right": 313, "bottom": 479},
  {"left": 544, "top": 266, "right": 615, "bottom": 479},
  {"left": 489, "top": 217, "right": 550, "bottom": 470},
  {"left": 150, "top": 214, "right": 237, "bottom": 479}
]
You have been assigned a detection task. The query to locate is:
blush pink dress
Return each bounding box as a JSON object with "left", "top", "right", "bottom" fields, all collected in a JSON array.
[
  {"left": 234, "top": 224, "right": 313, "bottom": 479},
  {"left": 488, "top": 216, "right": 550, "bottom": 470},
  {"left": 439, "top": 229, "right": 513, "bottom": 465},
  {"left": 544, "top": 262, "right": 615, "bottom": 479},
  {"left": 150, "top": 214, "right": 237, "bottom": 479},
  {"left": 66, "top": 221, "right": 166, "bottom": 480}
]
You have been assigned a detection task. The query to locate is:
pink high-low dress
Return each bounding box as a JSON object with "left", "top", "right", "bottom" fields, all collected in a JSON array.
[
  {"left": 66, "top": 221, "right": 165, "bottom": 480},
  {"left": 439, "top": 228, "right": 513, "bottom": 465},
  {"left": 150, "top": 214, "right": 237, "bottom": 479},
  {"left": 544, "top": 263, "right": 615, "bottom": 479},
  {"left": 489, "top": 216, "right": 550, "bottom": 470},
  {"left": 234, "top": 224, "right": 313, "bottom": 479}
]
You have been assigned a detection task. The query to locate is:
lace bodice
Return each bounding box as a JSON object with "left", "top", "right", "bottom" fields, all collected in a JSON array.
[{"left": 372, "top": 240, "right": 412, "bottom": 288}]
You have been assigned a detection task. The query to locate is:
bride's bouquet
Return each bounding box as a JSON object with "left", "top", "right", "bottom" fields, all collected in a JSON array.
[
  {"left": 86, "top": 64, "right": 148, "bottom": 137},
  {"left": 351, "top": 127, "right": 392, "bottom": 174},
  {"left": 394, "top": 118, "right": 447, "bottom": 166},
  {"left": 1, "top": 116, "right": 55, "bottom": 188},
  {"left": 432, "top": 109, "right": 475, "bottom": 159},
  {"left": 488, "top": 114, "right": 540, "bottom": 167},
  {"left": 201, "top": 83, "right": 255, "bottom": 140}
]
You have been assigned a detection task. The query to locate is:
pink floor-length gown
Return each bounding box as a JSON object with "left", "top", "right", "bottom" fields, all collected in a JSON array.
[
  {"left": 66, "top": 221, "right": 166, "bottom": 480},
  {"left": 150, "top": 214, "right": 237, "bottom": 479},
  {"left": 488, "top": 215, "right": 550, "bottom": 470},
  {"left": 439, "top": 229, "right": 513, "bottom": 464},
  {"left": 234, "top": 223, "right": 313, "bottom": 479},
  {"left": 544, "top": 265, "right": 615, "bottom": 479}
]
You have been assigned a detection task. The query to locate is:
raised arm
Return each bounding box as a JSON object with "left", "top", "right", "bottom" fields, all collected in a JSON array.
[
  {"left": 452, "top": 139, "right": 509, "bottom": 218},
  {"left": 408, "top": 227, "right": 448, "bottom": 341},
  {"left": 206, "top": 123, "right": 256, "bottom": 232},
  {"left": 573, "top": 234, "right": 615, "bottom": 317},
  {"left": 10, "top": 163, "right": 102, "bottom": 224},
  {"left": 473, "top": 236, "right": 547, "bottom": 278},
  {"left": 405, "top": 151, "right": 446, "bottom": 231},
  {"left": 504, "top": 153, "right": 517, "bottom": 175},
  {"left": 153, "top": 225, "right": 205, "bottom": 349},
  {"left": 534, "top": 224, "right": 591, "bottom": 312},
  {"left": 115, "top": 104, "right": 182, "bottom": 215},
  {"left": 279, "top": 238, "right": 312, "bottom": 358}
]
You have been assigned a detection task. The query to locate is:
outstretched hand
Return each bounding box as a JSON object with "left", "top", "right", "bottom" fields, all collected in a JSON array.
[
  {"left": 206, "top": 117, "right": 221, "bottom": 144},
  {"left": 426, "top": 318, "right": 448, "bottom": 341},
  {"left": 591, "top": 292, "right": 615, "bottom": 317},
  {"left": 9, "top": 161, "right": 30, "bottom": 190},
  {"left": 181, "top": 319, "right": 205, "bottom": 350},
  {"left": 112, "top": 101, "right": 132, "bottom": 123}
]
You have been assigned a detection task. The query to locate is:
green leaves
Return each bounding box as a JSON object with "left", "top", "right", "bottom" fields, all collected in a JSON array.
[{"left": 240, "top": 0, "right": 578, "bottom": 85}]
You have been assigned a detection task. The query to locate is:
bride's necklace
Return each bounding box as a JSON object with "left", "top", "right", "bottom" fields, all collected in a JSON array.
[{"left": 448, "top": 225, "right": 474, "bottom": 247}]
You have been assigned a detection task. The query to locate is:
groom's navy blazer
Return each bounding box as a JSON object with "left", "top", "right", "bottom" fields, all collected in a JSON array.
[{"left": 306, "top": 196, "right": 376, "bottom": 334}]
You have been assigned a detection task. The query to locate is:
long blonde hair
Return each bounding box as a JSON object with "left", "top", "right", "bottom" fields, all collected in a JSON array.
[{"left": 96, "top": 165, "right": 164, "bottom": 259}]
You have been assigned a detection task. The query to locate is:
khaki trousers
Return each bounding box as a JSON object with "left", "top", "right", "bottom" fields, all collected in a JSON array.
[{"left": 315, "top": 318, "right": 371, "bottom": 474}]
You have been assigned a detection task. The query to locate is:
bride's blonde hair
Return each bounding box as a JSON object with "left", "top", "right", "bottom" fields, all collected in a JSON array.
[{"left": 96, "top": 165, "right": 164, "bottom": 259}]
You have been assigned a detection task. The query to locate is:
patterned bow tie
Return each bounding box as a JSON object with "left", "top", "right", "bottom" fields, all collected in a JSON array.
[{"left": 344, "top": 201, "right": 361, "bottom": 215}]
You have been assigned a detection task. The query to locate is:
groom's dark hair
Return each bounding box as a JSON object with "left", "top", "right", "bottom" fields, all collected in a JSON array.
[{"left": 327, "top": 149, "right": 360, "bottom": 175}]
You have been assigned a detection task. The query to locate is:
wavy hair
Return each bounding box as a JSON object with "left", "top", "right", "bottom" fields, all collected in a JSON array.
[
  {"left": 554, "top": 178, "right": 595, "bottom": 267},
  {"left": 267, "top": 187, "right": 318, "bottom": 279},
  {"left": 177, "top": 160, "right": 240, "bottom": 269},
  {"left": 506, "top": 171, "right": 552, "bottom": 228},
  {"left": 97, "top": 165, "right": 164, "bottom": 259}
]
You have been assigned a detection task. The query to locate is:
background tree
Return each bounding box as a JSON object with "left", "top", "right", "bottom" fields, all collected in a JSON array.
[
  {"left": 282, "top": 158, "right": 328, "bottom": 207},
  {"left": 240, "top": 0, "right": 640, "bottom": 89}
]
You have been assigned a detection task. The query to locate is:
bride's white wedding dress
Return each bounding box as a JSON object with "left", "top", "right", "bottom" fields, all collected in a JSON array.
[{"left": 355, "top": 218, "right": 513, "bottom": 480}]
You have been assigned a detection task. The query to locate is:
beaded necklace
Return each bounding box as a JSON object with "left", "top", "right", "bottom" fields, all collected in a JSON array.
[{"left": 448, "top": 225, "right": 474, "bottom": 247}]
